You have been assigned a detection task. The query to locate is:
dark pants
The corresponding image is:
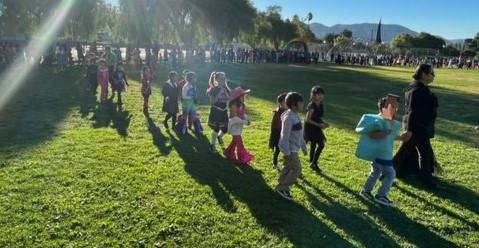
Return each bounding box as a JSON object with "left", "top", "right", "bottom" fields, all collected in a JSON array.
[
  {"left": 309, "top": 140, "right": 325, "bottom": 165},
  {"left": 272, "top": 146, "right": 281, "bottom": 166},
  {"left": 393, "top": 135, "right": 435, "bottom": 188}
]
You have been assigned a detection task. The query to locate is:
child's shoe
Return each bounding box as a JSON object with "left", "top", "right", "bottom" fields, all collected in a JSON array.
[
  {"left": 209, "top": 144, "right": 217, "bottom": 153},
  {"left": 359, "top": 189, "right": 374, "bottom": 201},
  {"left": 374, "top": 195, "right": 394, "bottom": 206},
  {"left": 309, "top": 163, "right": 322, "bottom": 172}
]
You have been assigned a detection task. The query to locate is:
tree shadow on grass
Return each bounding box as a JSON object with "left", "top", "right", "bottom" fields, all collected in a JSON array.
[
  {"left": 142, "top": 110, "right": 172, "bottom": 155},
  {"left": 0, "top": 68, "right": 81, "bottom": 152},
  {"left": 168, "top": 132, "right": 352, "bottom": 247},
  {"left": 316, "top": 173, "right": 459, "bottom": 248},
  {"left": 91, "top": 100, "right": 131, "bottom": 138}
]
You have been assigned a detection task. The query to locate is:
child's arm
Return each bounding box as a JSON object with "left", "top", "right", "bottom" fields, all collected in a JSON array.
[
  {"left": 278, "top": 115, "right": 292, "bottom": 157},
  {"left": 123, "top": 73, "right": 129, "bottom": 86},
  {"left": 368, "top": 130, "right": 391, "bottom": 139},
  {"left": 305, "top": 108, "right": 329, "bottom": 129},
  {"left": 396, "top": 131, "right": 413, "bottom": 142}
]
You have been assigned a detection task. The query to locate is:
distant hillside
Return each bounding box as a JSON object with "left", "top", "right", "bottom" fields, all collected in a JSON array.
[{"left": 309, "top": 22, "right": 418, "bottom": 43}]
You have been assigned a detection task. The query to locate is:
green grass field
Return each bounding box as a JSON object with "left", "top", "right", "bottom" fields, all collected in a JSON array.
[{"left": 0, "top": 62, "right": 478, "bottom": 247}]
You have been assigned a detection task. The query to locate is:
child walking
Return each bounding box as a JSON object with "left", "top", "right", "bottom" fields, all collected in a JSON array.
[
  {"left": 97, "top": 58, "right": 109, "bottom": 101},
  {"left": 356, "top": 95, "right": 410, "bottom": 206},
  {"left": 304, "top": 86, "right": 329, "bottom": 172},
  {"left": 207, "top": 71, "right": 231, "bottom": 152},
  {"left": 269, "top": 92, "right": 287, "bottom": 169},
  {"left": 224, "top": 87, "right": 254, "bottom": 165},
  {"left": 275, "top": 92, "right": 307, "bottom": 200},
  {"left": 112, "top": 62, "right": 129, "bottom": 105},
  {"left": 175, "top": 71, "right": 202, "bottom": 135},
  {"left": 141, "top": 65, "right": 152, "bottom": 111},
  {"left": 162, "top": 71, "right": 179, "bottom": 129}
]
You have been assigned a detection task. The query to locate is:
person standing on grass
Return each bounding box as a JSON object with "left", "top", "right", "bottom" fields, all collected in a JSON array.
[
  {"left": 304, "top": 86, "right": 329, "bottom": 172},
  {"left": 175, "top": 72, "right": 202, "bottom": 135},
  {"left": 206, "top": 71, "right": 231, "bottom": 153},
  {"left": 97, "top": 58, "right": 109, "bottom": 101},
  {"left": 356, "top": 95, "right": 410, "bottom": 206},
  {"left": 104, "top": 46, "right": 117, "bottom": 97},
  {"left": 269, "top": 92, "right": 287, "bottom": 170},
  {"left": 275, "top": 92, "right": 307, "bottom": 200},
  {"left": 393, "top": 64, "right": 439, "bottom": 190},
  {"left": 224, "top": 87, "right": 254, "bottom": 165},
  {"left": 141, "top": 65, "right": 153, "bottom": 112},
  {"left": 162, "top": 71, "right": 179, "bottom": 129},
  {"left": 112, "top": 62, "right": 129, "bottom": 105},
  {"left": 178, "top": 69, "right": 194, "bottom": 130}
]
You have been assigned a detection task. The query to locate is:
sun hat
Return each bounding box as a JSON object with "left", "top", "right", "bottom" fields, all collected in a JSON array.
[{"left": 228, "top": 86, "right": 250, "bottom": 103}]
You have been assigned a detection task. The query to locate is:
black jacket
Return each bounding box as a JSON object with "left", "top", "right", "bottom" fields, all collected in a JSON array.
[{"left": 402, "top": 80, "right": 438, "bottom": 138}]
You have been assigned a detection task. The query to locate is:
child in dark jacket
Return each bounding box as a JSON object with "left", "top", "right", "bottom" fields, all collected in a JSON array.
[{"left": 269, "top": 92, "right": 287, "bottom": 169}]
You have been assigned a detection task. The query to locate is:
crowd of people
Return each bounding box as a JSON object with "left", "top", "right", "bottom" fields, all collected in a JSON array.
[{"left": 330, "top": 52, "right": 479, "bottom": 69}]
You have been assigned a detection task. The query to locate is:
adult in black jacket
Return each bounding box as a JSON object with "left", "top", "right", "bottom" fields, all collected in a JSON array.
[{"left": 393, "top": 64, "right": 439, "bottom": 189}]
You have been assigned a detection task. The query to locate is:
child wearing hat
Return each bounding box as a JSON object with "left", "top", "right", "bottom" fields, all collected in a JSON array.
[{"left": 224, "top": 86, "right": 254, "bottom": 165}]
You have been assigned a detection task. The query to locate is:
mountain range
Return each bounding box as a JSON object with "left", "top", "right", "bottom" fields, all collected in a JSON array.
[
  {"left": 308, "top": 22, "right": 465, "bottom": 43},
  {"left": 309, "top": 22, "right": 417, "bottom": 43}
]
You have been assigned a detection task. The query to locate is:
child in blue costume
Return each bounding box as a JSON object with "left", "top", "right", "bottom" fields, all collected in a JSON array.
[{"left": 356, "top": 95, "right": 410, "bottom": 206}]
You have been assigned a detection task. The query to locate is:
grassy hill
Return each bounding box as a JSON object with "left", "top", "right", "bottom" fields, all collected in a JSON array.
[{"left": 0, "top": 62, "right": 478, "bottom": 247}]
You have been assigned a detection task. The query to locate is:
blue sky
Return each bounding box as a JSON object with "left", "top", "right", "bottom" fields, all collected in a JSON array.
[{"left": 105, "top": 0, "right": 478, "bottom": 40}]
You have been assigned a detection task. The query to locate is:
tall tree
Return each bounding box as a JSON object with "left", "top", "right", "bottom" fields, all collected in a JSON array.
[
  {"left": 291, "top": 15, "right": 316, "bottom": 42},
  {"left": 341, "top": 28, "right": 352, "bottom": 38},
  {"left": 376, "top": 19, "right": 382, "bottom": 44},
  {"left": 306, "top": 12, "right": 313, "bottom": 25}
]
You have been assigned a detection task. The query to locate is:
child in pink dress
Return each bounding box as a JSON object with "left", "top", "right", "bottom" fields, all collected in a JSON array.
[
  {"left": 97, "top": 59, "right": 109, "bottom": 101},
  {"left": 224, "top": 87, "right": 254, "bottom": 165}
]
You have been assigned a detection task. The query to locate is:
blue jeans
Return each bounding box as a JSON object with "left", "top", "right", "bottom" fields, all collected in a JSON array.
[{"left": 363, "top": 160, "right": 395, "bottom": 197}]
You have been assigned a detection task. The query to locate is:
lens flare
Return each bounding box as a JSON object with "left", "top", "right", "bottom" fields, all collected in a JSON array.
[{"left": 0, "top": 0, "right": 75, "bottom": 112}]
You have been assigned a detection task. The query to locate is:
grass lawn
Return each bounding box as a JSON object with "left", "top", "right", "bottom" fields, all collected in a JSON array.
[{"left": 0, "top": 62, "right": 478, "bottom": 247}]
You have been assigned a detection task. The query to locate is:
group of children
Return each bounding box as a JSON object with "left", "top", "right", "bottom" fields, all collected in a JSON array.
[
  {"left": 83, "top": 58, "right": 406, "bottom": 206},
  {"left": 161, "top": 69, "right": 255, "bottom": 165},
  {"left": 269, "top": 87, "right": 409, "bottom": 206}
]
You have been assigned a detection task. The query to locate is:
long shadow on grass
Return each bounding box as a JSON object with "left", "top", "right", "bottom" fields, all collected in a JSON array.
[
  {"left": 143, "top": 111, "right": 172, "bottom": 155},
  {"left": 91, "top": 99, "right": 131, "bottom": 138},
  {"left": 397, "top": 176, "right": 479, "bottom": 217},
  {"left": 394, "top": 184, "right": 479, "bottom": 230},
  {"left": 315, "top": 173, "right": 459, "bottom": 248},
  {"left": 168, "top": 132, "right": 353, "bottom": 246}
]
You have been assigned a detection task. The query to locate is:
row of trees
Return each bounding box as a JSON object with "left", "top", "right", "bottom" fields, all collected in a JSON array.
[
  {"left": 390, "top": 32, "right": 479, "bottom": 57},
  {"left": 0, "top": 0, "right": 317, "bottom": 49}
]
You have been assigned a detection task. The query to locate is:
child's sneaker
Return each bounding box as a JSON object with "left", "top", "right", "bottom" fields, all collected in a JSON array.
[
  {"left": 162, "top": 120, "right": 169, "bottom": 129},
  {"left": 359, "top": 189, "right": 374, "bottom": 201},
  {"left": 309, "top": 163, "right": 322, "bottom": 172},
  {"left": 217, "top": 136, "right": 224, "bottom": 146},
  {"left": 277, "top": 190, "right": 293, "bottom": 200},
  {"left": 209, "top": 144, "right": 217, "bottom": 153},
  {"left": 374, "top": 195, "right": 394, "bottom": 206}
]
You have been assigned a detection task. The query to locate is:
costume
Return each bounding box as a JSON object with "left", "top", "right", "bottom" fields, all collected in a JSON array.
[
  {"left": 207, "top": 86, "right": 230, "bottom": 132},
  {"left": 162, "top": 79, "right": 179, "bottom": 128},
  {"left": 224, "top": 87, "right": 254, "bottom": 164},
  {"left": 113, "top": 69, "right": 127, "bottom": 103},
  {"left": 97, "top": 67, "right": 109, "bottom": 101}
]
